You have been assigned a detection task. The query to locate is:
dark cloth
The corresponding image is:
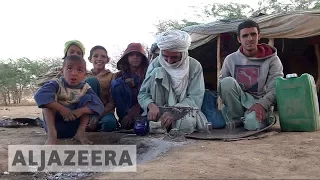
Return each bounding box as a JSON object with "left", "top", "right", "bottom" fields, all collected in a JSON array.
[
  {"left": 43, "top": 104, "right": 79, "bottom": 139},
  {"left": 111, "top": 72, "right": 141, "bottom": 120},
  {"left": 201, "top": 90, "right": 226, "bottom": 129}
]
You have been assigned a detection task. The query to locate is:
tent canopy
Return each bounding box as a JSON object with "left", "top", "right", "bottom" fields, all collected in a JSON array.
[{"left": 183, "top": 10, "right": 320, "bottom": 50}]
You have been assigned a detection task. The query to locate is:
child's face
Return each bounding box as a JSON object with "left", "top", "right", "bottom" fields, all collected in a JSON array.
[
  {"left": 67, "top": 45, "right": 83, "bottom": 57},
  {"left": 90, "top": 49, "right": 109, "bottom": 70},
  {"left": 128, "top": 52, "right": 142, "bottom": 68},
  {"left": 62, "top": 60, "right": 86, "bottom": 86}
]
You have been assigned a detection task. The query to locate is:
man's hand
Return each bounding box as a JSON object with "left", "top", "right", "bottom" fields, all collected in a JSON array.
[
  {"left": 60, "top": 107, "right": 76, "bottom": 121},
  {"left": 247, "top": 103, "right": 266, "bottom": 122},
  {"left": 147, "top": 103, "right": 160, "bottom": 121},
  {"left": 159, "top": 112, "right": 175, "bottom": 129}
]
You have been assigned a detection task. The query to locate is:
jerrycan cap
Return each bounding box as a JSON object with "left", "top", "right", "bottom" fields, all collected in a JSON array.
[{"left": 286, "top": 73, "right": 298, "bottom": 78}]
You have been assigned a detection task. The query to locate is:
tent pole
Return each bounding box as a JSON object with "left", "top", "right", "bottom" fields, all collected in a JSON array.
[
  {"left": 217, "top": 35, "right": 222, "bottom": 110},
  {"left": 314, "top": 44, "right": 320, "bottom": 92},
  {"left": 268, "top": 38, "right": 274, "bottom": 47}
]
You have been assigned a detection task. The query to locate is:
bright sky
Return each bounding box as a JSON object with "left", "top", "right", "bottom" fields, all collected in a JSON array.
[{"left": 0, "top": 0, "right": 259, "bottom": 67}]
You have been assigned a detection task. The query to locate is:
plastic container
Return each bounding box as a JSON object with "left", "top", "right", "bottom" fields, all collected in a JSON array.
[{"left": 276, "top": 73, "right": 320, "bottom": 132}]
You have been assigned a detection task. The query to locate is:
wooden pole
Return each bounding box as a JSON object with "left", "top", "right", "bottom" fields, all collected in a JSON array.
[
  {"left": 314, "top": 44, "right": 320, "bottom": 92},
  {"left": 268, "top": 38, "right": 274, "bottom": 47},
  {"left": 217, "top": 35, "right": 223, "bottom": 110}
]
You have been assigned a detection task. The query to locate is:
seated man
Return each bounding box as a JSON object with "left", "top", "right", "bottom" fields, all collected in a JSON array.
[
  {"left": 138, "top": 30, "right": 208, "bottom": 134},
  {"left": 218, "top": 20, "right": 284, "bottom": 130}
]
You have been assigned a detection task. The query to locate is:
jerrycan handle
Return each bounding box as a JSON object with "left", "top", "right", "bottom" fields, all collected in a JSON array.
[{"left": 286, "top": 73, "right": 298, "bottom": 78}]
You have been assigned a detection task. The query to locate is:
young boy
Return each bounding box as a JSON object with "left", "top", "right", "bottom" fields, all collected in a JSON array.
[{"left": 34, "top": 55, "right": 104, "bottom": 145}]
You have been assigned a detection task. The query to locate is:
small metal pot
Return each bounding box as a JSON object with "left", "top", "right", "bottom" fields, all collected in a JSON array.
[{"left": 134, "top": 117, "right": 149, "bottom": 136}]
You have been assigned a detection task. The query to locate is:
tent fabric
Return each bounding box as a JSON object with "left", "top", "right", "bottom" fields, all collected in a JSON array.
[
  {"left": 189, "top": 33, "right": 217, "bottom": 50},
  {"left": 183, "top": 10, "right": 320, "bottom": 50}
]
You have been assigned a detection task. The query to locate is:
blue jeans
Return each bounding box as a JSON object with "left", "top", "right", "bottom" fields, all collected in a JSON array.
[{"left": 201, "top": 90, "right": 226, "bottom": 129}]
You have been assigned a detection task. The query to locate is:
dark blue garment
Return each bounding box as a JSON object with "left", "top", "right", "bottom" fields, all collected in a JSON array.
[
  {"left": 43, "top": 104, "right": 80, "bottom": 139},
  {"left": 111, "top": 78, "right": 132, "bottom": 119},
  {"left": 111, "top": 73, "right": 141, "bottom": 120},
  {"left": 318, "top": 93, "right": 320, "bottom": 112},
  {"left": 201, "top": 90, "right": 226, "bottom": 129}
]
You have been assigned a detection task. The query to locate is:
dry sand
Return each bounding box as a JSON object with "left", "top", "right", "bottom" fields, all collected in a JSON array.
[{"left": 1, "top": 106, "right": 320, "bottom": 179}]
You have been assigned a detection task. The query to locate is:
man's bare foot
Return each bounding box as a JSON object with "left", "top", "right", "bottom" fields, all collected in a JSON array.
[
  {"left": 74, "top": 131, "right": 93, "bottom": 145},
  {"left": 45, "top": 137, "right": 57, "bottom": 145}
]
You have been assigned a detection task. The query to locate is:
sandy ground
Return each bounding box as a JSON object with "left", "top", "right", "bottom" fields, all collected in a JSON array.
[{"left": 1, "top": 106, "right": 320, "bottom": 179}]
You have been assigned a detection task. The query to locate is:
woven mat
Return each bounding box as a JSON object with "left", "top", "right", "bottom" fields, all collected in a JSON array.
[{"left": 185, "top": 116, "right": 277, "bottom": 141}]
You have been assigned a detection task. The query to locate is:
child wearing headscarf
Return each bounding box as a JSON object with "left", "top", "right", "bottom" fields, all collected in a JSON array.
[
  {"left": 35, "top": 40, "right": 86, "bottom": 86},
  {"left": 111, "top": 43, "right": 149, "bottom": 129}
]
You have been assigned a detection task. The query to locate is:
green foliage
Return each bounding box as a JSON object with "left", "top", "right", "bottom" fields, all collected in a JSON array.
[
  {"left": 0, "top": 57, "right": 63, "bottom": 105},
  {"left": 314, "top": 0, "right": 320, "bottom": 9},
  {"left": 254, "top": 0, "right": 320, "bottom": 15},
  {"left": 155, "top": 19, "right": 200, "bottom": 34},
  {"left": 154, "top": 0, "right": 320, "bottom": 34},
  {"left": 203, "top": 3, "right": 253, "bottom": 20}
]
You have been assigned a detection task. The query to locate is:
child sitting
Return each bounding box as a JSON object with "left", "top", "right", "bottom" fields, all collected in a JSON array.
[
  {"left": 34, "top": 55, "right": 104, "bottom": 145},
  {"left": 86, "top": 45, "right": 118, "bottom": 132}
]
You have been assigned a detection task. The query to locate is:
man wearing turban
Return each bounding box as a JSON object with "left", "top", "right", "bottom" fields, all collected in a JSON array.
[{"left": 138, "top": 30, "right": 208, "bottom": 134}]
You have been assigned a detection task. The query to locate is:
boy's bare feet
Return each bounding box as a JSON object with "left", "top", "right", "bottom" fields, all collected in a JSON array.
[
  {"left": 74, "top": 131, "right": 93, "bottom": 145},
  {"left": 43, "top": 108, "right": 58, "bottom": 145},
  {"left": 45, "top": 136, "right": 57, "bottom": 145}
]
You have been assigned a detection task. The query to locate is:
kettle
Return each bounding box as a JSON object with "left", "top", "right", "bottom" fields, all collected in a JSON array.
[{"left": 134, "top": 116, "right": 149, "bottom": 136}]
